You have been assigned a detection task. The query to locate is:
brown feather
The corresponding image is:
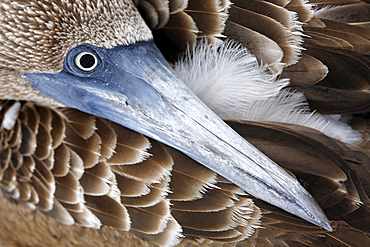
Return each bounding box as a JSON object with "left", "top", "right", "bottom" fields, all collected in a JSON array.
[
  {"left": 305, "top": 30, "right": 354, "bottom": 50},
  {"left": 19, "top": 124, "right": 36, "bottom": 156},
  {"left": 165, "top": 146, "right": 218, "bottom": 201},
  {"left": 227, "top": 120, "right": 370, "bottom": 225},
  {"left": 34, "top": 159, "right": 54, "bottom": 191},
  {"left": 315, "top": 3, "right": 370, "bottom": 27},
  {"left": 303, "top": 46, "right": 370, "bottom": 90},
  {"left": 95, "top": 119, "right": 117, "bottom": 161},
  {"left": 127, "top": 200, "right": 170, "bottom": 234},
  {"left": 171, "top": 188, "right": 235, "bottom": 212},
  {"left": 153, "top": 0, "right": 229, "bottom": 61},
  {"left": 110, "top": 140, "right": 172, "bottom": 183},
  {"left": 18, "top": 156, "right": 35, "bottom": 181},
  {"left": 31, "top": 175, "right": 53, "bottom": 211},
  {"left": 282, "top": 53, "right": 328, "bottom": 85},
  {"left": 34, "top": 124, "right": 53, "bottom": 160},
  {"left": 62, "top": 109, "right": 97, "bottom": 139},
  {"left": 43, "top": 199, "right": 75, "bottom": 226},
  {"left": 232, "top": 0, "right": 298, "bottom": 30},
  {"left": 168, "top": 0, "right": 188, "bottom": 14},
  {"left": 172, "top": 199, "right": 255, "bottom": 232},
  {"left": 54, "top": 172, "right": 81, "bottom": 204},
  {"left": 17, "top": 181, "right": 32, "bottom": 201},
  {"left": 1, "top": 159, "right": 16, "bottom": 192},
  {"left": 52, "top": 144, "right": 70, "bottom": 177},
  {"left": 60, "top": 201, "right": 84, "bottom": 213},
  {"left": 116, "top": 175, "right": 151, "bottom": 197},
  {"left": 185, "top": 0, "right": 228, "bottom": 36},
  {"left": 121, "top": 175, "right": 170, "bottom": 207},
  {"left": 343, "top": 203, "right": 370, "bottom": 233},
  {"left": 85, "top": 195, "right": 130, "bottom": 230},
  {"left": 7, "top": 120, "right": 21, "bottom": 149},
  {"left": 50, "top": 110, "right": 65, "bottom": 148},
  {"left": 309, "top": 0, "right": 362, "bottom": 5},
  {"left": 79, "top": 164, "right": 112, "bottom": 196},
  {"left": 131, "top": 217, "right": 181, "bottom": 247},
  {"left": 106, "top": 122, "right": 151, "bottom": 165},
  {"left": 325, "top": 220, "right": 370, "bottom": 247},
  {"left": 20, "top": 104, "right": 40, "bottom": 133},
  {"left": 321, "top": 19, "right": 370, "bottom": 40},
  {"left": 305, "top": 26, "right": 370, "bottom": 53},
  {"left": 223, "top": 20, "right": 284, "bottom": 72},
  {"left": 63, "top": 131, "right": 101, "bottom": 169},
  {"left": 69, "top": 149, "right": 85, "bottom": 179},
  {"left": 286, "top": 0, "right": 313, "bottom": 22},
  {"left": 228, "top": 4, "right": 301, "bottom": 66},
  {"left": 135, "top": 0, "right": 170, "bottom": 29}
]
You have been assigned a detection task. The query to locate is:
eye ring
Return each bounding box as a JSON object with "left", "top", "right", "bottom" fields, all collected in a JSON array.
[{"left": 75, "top": 52, "right": 98, "bottom": 71}]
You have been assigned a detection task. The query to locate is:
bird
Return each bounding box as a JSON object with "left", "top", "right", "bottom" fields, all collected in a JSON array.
[{"left": 0, "top": 0, "right": 369, "bottom": 246}]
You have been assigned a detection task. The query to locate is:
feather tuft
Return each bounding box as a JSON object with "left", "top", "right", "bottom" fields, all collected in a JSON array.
[
  {"left": 176, "top": 40, "right": 362, "bottom": 145},
  {"left": 174, "top": 40, "right": 289, "bottom": 120}
]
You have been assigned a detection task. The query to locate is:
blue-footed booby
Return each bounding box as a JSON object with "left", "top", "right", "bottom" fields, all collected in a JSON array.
[{"left": 0, "top": 0, "right": 369, "bottom": 246}]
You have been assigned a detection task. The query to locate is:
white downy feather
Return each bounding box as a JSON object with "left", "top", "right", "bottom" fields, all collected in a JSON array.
[
  {"left": 174, "top": 40, "right": 289, "bottom": 120},
  {"left": 175, "top": 40, "right": 362, "bottom": 145}
]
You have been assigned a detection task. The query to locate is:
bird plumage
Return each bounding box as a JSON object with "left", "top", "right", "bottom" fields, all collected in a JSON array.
[
  {"left": 0, "top": 0, "right": 370, "bottom": 246},
  {"left": 174, "top": 41, "right": 362, "bottom": 145}
]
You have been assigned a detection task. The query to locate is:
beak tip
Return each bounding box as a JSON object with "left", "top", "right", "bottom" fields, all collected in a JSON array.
[
  {"left": 315, "top": 215, "right": 332, "bottom": 232},
  {"left": 299, "top": 197, "right": 332, "bottom": 231}
]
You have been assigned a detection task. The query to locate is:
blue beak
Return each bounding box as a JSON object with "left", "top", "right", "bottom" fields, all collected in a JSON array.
[{"left": 25, "top": 40, "right": 331, "bottom": 231}]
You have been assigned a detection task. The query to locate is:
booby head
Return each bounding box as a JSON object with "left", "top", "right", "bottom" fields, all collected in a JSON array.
[{"left": 0, "top": 0, "right": 331, "bottom": 231}]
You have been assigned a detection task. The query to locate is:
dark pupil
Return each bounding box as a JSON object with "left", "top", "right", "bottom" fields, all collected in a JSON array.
[{"left": 80, "top": 54, "right": 95, "bottom": 68}]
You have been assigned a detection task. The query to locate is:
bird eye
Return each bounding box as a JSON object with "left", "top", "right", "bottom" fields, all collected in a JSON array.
[{"left": 75, "top": 52, "right": 98, "bottom": 71}]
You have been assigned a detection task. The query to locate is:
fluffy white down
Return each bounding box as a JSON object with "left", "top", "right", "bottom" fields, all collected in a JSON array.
[{"left": 174, "top": 41, "right": 362, "bottom": 145}]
